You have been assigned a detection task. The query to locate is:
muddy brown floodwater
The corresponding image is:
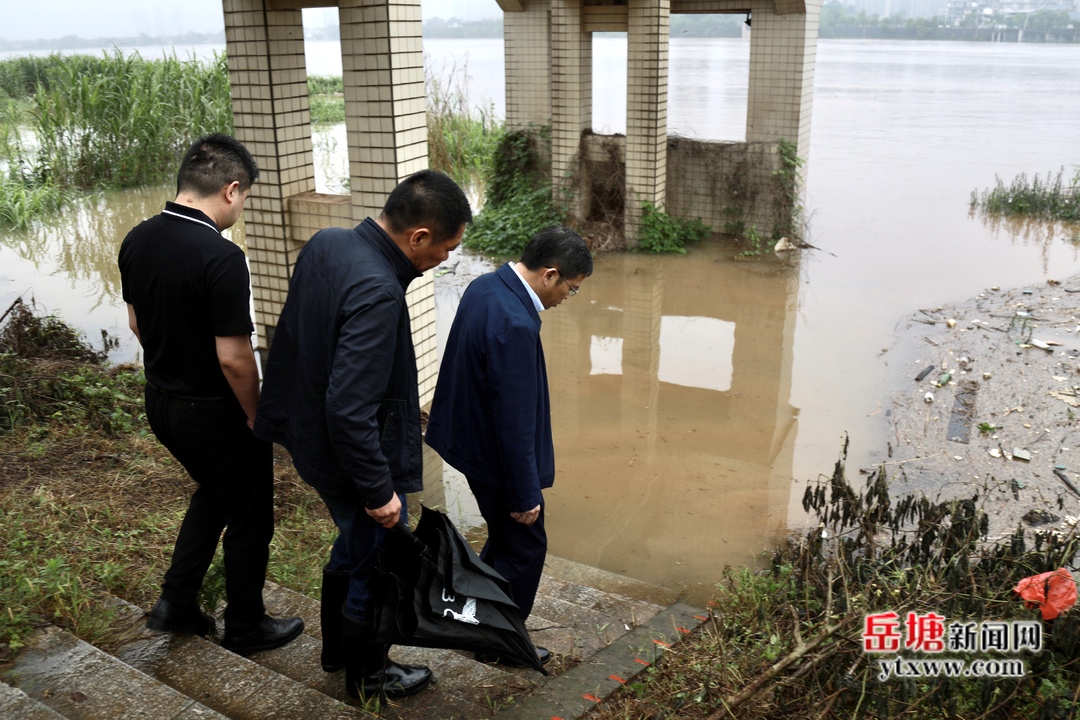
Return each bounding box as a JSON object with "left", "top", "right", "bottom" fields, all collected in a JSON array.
[
  {"left": 421, "top": 245, "right": 800, "bottom": 604},
  {"left": 4, "top": 38, "right": 1080, "bottom": 607}
]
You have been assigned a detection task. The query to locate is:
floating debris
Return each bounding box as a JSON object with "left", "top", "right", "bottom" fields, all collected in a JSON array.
[{"left": 1022, "top": 508, "right": 1061, "bottom": 526}]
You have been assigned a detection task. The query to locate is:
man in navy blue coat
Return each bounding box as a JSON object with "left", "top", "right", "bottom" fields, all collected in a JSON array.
[
  {"left": 256, "top": 170, "right": 472, "bottom": 699},
  {"left": 426, "top": 227, "right": 592, "bottom": 668}
]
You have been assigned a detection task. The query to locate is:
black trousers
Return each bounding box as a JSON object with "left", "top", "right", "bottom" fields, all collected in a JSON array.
[
  {"left": 145, "top": 385, "right": 273, "bottom": 633},
  {"left": 468, "top": 479, "right": 546, "bottom": 620}
]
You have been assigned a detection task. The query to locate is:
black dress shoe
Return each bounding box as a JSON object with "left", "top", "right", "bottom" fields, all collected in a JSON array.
[
  {"left": 222, "top": 614, "right": 305, "bottom": 655},
  {"left": 348, "top": 660, "right": 433, "bottom": 699},
  {"left": 146, "top": 597, "right": 216, "bottom": 637},
  {"left": 475, "top": 646, "right": 551, "bottom": 668}
]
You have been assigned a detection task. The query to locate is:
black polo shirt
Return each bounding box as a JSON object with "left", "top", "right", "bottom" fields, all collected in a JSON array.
[{"left": 118, "top": 202, "right": 254, "bottom": 398}]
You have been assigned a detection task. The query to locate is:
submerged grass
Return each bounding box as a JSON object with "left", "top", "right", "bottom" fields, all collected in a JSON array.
[{"left": 972, "top": 167, "right": 1080, "bottom": 223}]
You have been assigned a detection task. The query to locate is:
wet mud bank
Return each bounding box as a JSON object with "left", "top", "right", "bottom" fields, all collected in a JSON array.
[{"left": 886, "top": 275, "right": 1080, "bottom": 541}]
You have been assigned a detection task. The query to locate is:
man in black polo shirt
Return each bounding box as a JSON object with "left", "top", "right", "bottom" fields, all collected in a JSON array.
[{"left": 118, "top": 134, "right": 302, "bottom": 655}]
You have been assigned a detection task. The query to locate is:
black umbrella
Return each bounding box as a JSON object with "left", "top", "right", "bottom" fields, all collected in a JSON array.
[{"left": 372, "top": 505, "right": 548, "bottom": 674}]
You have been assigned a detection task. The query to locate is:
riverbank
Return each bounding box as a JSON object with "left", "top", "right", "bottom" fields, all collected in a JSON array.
[{"left": 885, "top": 274, "right": 1080, "bottom": 541}]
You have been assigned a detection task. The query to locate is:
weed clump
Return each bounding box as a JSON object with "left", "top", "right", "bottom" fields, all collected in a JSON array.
[
  {"left": 464, "top": 128, "right": 566, "bottom": 257},
  {"left": 637, "top": 200, "right": 710, "bottom": 254},
  {"left": 0, "top": 298, "right": 136, "bottom": 435}
]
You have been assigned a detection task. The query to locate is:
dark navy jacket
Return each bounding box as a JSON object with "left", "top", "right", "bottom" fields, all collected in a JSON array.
[
  {"left": 426, "top": 263, "right": 554, "bottom": 512},
  {"left": 254, "top": 218, "right": 422, "bottom": 509}
]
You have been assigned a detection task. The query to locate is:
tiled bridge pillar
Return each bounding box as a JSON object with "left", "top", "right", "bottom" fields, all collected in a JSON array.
[{"left": 223, "top": 0, "right": 439, "bottom": 405}]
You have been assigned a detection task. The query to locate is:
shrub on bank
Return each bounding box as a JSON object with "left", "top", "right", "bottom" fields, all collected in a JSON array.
[{"left": 593, "top": 438, "right": 1080, "bottom": 719}]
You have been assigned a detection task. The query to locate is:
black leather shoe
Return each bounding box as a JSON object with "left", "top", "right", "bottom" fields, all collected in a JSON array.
[
  {"left": 146, "top": 597, "right": 215, "bottom": 637},
  {"left": 221, "top": 614, "right": 304, "bottom": 656},
  {"left": 348, "top": 659, "right": 433, "bottom": 699},
  {"left": 475, "top": 646, "right": 551, "bottom": 668}
]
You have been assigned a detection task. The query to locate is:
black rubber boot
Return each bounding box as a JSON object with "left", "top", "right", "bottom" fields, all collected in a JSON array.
[
  {"left": 342, "top": 613, "right": 433, "bottom": 699},
  {"left": 320, "top": 568, "right": 350, "bottom": 672}
]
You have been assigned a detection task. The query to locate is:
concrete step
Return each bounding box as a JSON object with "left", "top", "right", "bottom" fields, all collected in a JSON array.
[
  {"left": 258, "top": 581, "right": 537, "bottom": 719},
  {"left": 491, "top": 602, "right": 706, "bottom": 720},
  {"left": 1, "top": 552, "right": 683, "bottom": 720},
  {"left": 98, "top": 593, "right": 370, "bottom": 720},
  {"left": 0, "top": 680, "right": 68, "bottom": 720},
  {"left": 0, "top": 625, "right": 228, "bottom": 720}
]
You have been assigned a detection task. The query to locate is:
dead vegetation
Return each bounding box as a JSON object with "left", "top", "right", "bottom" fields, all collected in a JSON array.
[{"left": 588, "top": 437, "right": 1080, "bottom": 719}]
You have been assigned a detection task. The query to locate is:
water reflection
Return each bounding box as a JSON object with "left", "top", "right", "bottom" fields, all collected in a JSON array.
[
  {"left": 2, "top": 187, "right": 173, "bottom": 310},
  {"left": 0, "top": 185, "right": 247, "bottom": 359},
  {"left": 971, "top": 209, "right": 1080, "bottom": 274},
  {"left": 421, "top": 245, "right": 801, "bottom": 603}
]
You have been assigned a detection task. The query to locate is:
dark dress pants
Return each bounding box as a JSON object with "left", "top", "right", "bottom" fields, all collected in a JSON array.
[
  {"left": 468, "top": 479, "right": 546, "bottom": 620},
  {"left": 145, "top": 385, "right": 273, "bottom": 633},
  {"left": 316, "top": 486, "right": 407, "bottom": 623}
]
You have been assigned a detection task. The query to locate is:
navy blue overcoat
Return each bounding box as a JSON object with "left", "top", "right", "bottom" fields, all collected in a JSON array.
[{"left": 426, "top": 263, "right": 555, "bottom": 512}]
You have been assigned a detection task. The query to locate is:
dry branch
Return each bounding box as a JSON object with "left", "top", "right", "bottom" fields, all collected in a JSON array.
[{"left": 707, "top": 620, "right": 849, "bottom": 718}]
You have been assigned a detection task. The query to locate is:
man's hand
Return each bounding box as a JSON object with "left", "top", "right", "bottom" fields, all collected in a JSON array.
[
  {"left": 510, "top": 504, "right": 541, "bottom": 526},
  {"left": 366, "top": 493, "right": 402, "bottom": 529}
]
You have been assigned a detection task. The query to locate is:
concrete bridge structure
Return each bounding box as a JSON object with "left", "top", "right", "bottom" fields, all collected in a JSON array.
[
  {"left": 219, "top": 0, "right": 820, "bottom": 397},
  {"left": 498, "top": 0, "right": 821, "bottom": 240}
]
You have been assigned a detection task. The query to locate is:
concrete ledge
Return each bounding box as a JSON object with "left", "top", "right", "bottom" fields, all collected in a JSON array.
[
  {"left": 0, "top": 626, "right": 228, "bottom": 720},
  {"left": 0, "top": 680, "right": 67, "bottom": 720},
  {"left": 491, "top": 602, "right": 705, "bottom": 720}
]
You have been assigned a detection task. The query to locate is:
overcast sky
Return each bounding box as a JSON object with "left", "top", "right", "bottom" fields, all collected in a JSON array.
[{"left": 5, "top": 1, "right": 502, "bottom": 42}]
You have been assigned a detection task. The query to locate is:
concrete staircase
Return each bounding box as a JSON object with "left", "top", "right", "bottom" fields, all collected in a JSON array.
[{"left": 0, "top": 556, "right": 703, "bottom": 720}]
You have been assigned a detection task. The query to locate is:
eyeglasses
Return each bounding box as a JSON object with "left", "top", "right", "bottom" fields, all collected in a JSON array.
[{"left": 547, "top": 267, "right": 579, "bottom": 297}]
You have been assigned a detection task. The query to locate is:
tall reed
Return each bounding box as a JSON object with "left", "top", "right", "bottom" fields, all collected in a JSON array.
[
  {"left": 26, "top": 50, "right": 233, "bottom": 190},
  {"left": 425, "top": 63, "right": 503, "bottom": 200}
]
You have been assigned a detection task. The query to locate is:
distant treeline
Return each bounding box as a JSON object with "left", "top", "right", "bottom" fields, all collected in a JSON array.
[
  {"left": 820, "top": 5, "right": 1079, "bottom": 41},
  {"left": 423, "top": 11, "right": 1078, "bottom": 41},
  {"left": 4, "top": 8, "right": 1077, "bottom": 50},
  {"left": 0, "top": 31, "right": 225, "bottom": 52}
]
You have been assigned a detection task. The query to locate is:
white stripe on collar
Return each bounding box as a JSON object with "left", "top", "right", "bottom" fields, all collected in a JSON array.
[{"left": 162, "top": 209, "right": 221, "bottom": 235}]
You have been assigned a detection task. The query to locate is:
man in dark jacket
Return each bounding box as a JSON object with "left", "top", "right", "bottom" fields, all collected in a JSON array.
[
  {"left": 255, "top": 170, "right": 471, "bottom": 699},
  {"left": 425, "top": 227, "right": 592, "bottom": 668},
  {"left": 119, "top": 134, "right": 303, "bottom": 655}
]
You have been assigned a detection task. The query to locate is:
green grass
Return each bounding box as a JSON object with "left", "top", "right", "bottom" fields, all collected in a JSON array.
[
  {"left": 0, "top": 304, "right": 336, "bottom": 653},
  {"left": 307, "top": 75, "right": 344, "bottom": 125},
  {"left": 0, "top": 175, "right": 68, "bottom": 231},
  {"left": 637, "top": 200, "right": 710, "bottom": 254},
  {"left": 972, "top": 167, "right": 1080, "bottom": 222}
]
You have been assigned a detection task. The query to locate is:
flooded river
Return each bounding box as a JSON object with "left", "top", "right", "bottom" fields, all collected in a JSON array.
[{"left": 2, "top": 38, "right": 1079, "bottom": 603}]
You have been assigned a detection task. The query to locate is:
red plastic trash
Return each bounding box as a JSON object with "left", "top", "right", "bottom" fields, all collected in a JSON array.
[{"left": 1014, "top": 568, "right": 1078, "bottom": 621}]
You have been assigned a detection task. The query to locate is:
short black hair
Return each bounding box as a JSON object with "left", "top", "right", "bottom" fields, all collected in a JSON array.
[
  {"left": 380, "top": 169, "right": 473, "bottom": 243},
  {"left": 520, "top": 227, "right": 593, "bottom": 278},
  {"left": 176, "top": 134, "right": 259, "bottom": 198}
]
